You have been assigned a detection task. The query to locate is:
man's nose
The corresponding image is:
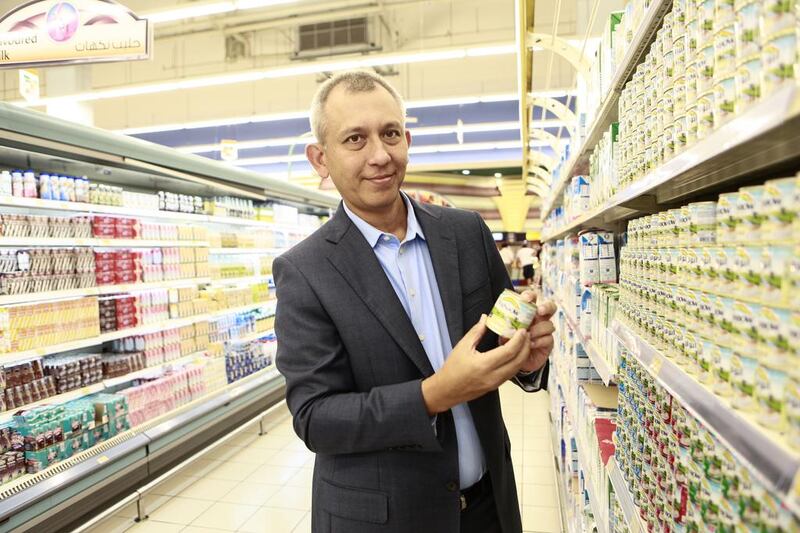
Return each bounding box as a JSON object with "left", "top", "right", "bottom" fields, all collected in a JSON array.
[{"left": 367, "top": 138, "right": 391, "bottom": 166}]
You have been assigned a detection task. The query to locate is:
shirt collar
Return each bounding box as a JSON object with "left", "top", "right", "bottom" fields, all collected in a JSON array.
[{"left": 342, "top": 192, "right": 426, "bottom": 248}]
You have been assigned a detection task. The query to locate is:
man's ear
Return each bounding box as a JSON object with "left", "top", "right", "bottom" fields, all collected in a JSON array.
[
  {"left": 405, "top": 129, "right": 412, "bottom": 148},
  {"left": 306, "top": 143, "right": 329, "bottom": 178}
]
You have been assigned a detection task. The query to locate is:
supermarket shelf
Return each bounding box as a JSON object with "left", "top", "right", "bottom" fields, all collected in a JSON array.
[
  {"left": 0, "top": 278, "right": 211, "bottom": 306},
  {"left": 207, "top": 299, "right": 275, "bottom": 319},
  {"left": 555, "top": 295, "right": 616, "bottom": 386},
  {"left": 540, "top": 0, "right": 671, "bottom": 219},
  {"left": 550, "top": 418, "right": 576, "bottom": 533},
  {"left": 0, "top": 237, "right": 209, "bottom": 248},
  {"left": 1, "top": 314, "right": 210, "bottom": 364},
  {"left": 0, "top": 197, "right": 322, "bottom": 232},
  {"left": 102, "top": 350, "right": 207, "bottom": 389},
  {"left": 0, "top": 351, "right": 207, "bottom": 424},
  {"left": 208, "top": 247, "right": 287, "bottom": 255},
  {"left": 611, "top": 319, "right": 800, "bottom": 511},
  {"left": 575, "top": 431, "right": 608, "bottom": 533},
  {"left": 542, "top": 84, "right": 800, "bottom": 240},
  {"left": 607, "top": 457, "right": 646, "bottom": 533},
  {"left": 208, "top": 274, "right": 271, "bottom": 286},
  {"left": 0, "top": 367, "right": 285, "bottom": 531},
  {"left": 231, "top": 328, "right": 275, "bottom": 344}
]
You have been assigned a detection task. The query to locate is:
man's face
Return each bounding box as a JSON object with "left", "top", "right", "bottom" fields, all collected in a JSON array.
[{"left": 307, "top": 84, "right": 411, "bottom": 215}]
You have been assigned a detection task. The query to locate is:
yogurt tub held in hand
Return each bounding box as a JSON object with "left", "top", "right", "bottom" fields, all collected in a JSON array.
[{"left": 485, "top": 289, "right": 537, "bottom": 338}]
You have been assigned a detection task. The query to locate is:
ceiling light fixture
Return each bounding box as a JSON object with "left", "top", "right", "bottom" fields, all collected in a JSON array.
[
  {"left": 14, "top": 42, "right": 516, "bottom": 108},
  {"left": 462, "top": 170, "right": 471, "bottom": 175},
  {"left": 494, "top": 172, "right": 503, "bottom": 178},
  {"left": 143, "top": 0, "right": 297, "bottom": 24}
]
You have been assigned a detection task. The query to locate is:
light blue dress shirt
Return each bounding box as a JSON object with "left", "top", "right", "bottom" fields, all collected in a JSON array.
[{"left": 342, "top": 195, "right": 487, "bottom": 489}]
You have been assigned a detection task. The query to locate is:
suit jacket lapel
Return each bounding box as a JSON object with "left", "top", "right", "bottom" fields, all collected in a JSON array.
[
  {"left": 413, "top": 200, "right": 464, "bottom": 348},
  {"left": 325, "top": 204, "right": 435, "bottom": 377}
]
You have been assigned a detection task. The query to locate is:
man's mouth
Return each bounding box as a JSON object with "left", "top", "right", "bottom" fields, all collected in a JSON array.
[{"left": 365, "top": 173, "right": 394, "bottom": 185}]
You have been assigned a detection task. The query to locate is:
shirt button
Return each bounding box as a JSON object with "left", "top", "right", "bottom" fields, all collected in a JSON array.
[
  {"left": 446, "top": 481, "right": 458, "bottom": 492},
  {"left": 418, "top": 334, "right": 425, "bottom": 342},
  {"left": 382, "top": 235, "right": 390, "bottom": 242},
  {"left": 410, "top": 289, "right": 416, "bottom": 297}
]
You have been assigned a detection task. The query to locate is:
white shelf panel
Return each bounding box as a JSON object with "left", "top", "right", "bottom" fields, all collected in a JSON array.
[
  {"left": 0, "top": 278, "right": 211, "bottom": 306},
  {"left": 555, "top": 295, "right": 616, "bottom": 386},
  {"left": 574, "top": 425, "right": 608, "bottom": 533},
  {"left": 540, "top": 0, "right": 671, "bottom": 219},
  {"left": 208, "top": 247, "right": 287, "bottom": 255},
  {"left": 607, "top": 457, "right": 646, "bottom": 533},
  {"left": 0, "top": 237, "right": 209, "bottom": 248},
  {"left": 611, "top": 319, "right": 800, "bottom": 515},
  {"left": 0, "top": 313, "right": 211, "bottom": 364},
  {"left": 542, "top": 84, "right": 800, "bottom": 241}
]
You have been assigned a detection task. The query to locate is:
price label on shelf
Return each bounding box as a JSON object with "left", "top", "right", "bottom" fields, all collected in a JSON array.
[
  {"left": 650, "top": 357, "right": 663, "bottom": 376},
  {"left": 96, "top": 455, "right": 109, "bottom": 464}
]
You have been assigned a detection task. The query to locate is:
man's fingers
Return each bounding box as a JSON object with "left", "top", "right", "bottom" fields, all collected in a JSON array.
[
  {"left": 529, "top": 320, "right": 555, "bottom": 338},
  {"left": 536, "top": 300, "right": 557, "bottom": 318},
  {"left": 467, "top": 314, "right": 488, "bottom": 349},
  {"left": 532, "top": 334, "right": 554, "bottom": 351},
  {"left": 484, "top": 329, "right": 526, "bottom": 361},
  {"left": 519, "top": 289, "right": 538, "bottom": 304}
]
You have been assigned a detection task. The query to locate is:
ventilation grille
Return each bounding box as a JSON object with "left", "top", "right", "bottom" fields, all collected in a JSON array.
[{"left": 298, "top": 18, "right": 368, "bottom": 52}]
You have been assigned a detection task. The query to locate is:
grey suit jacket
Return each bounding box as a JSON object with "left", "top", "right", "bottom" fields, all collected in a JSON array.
[{"left": 274, "top": 199, "right": 549, "bottom": 533}]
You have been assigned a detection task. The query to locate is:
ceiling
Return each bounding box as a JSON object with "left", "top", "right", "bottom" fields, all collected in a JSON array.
[{"left": 0, "top": 0, "right": 620, "bottom": 234}]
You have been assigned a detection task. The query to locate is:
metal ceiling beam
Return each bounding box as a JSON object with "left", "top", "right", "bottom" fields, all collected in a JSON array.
[
  {"left": 528, "top": 96, "right": 577, "bottom": 138},
  {"left": 525, "top": 32, "right": 591, "bottom": 73}
]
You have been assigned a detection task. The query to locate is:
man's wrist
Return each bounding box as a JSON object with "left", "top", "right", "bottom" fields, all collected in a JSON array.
[{"left": 421, "top": 375, "right": 446, "bottom": 416}]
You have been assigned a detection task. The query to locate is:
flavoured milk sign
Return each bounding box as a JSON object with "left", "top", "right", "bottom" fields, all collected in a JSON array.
[{"left": 0, "top": 0, "right": 150, "bottom": 68}]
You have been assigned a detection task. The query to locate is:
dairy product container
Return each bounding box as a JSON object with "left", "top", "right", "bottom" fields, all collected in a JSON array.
[
  {"left": 735, "top": 55, "right": 762, "bottom": 109},
  {"left": 735, "top": 185, "right": 765, "bottom": 243},
  {"left": 485, "top": 289, "right": 537, "bottom": 338},
  {"left": 698, "top": 43, "right": 716, "bottom": 92},
  {"left": 762, "top": 176, "right": 798, "bottom": 242},
  {"left": 762, "top": 29, "right": 798, "bottom": 97},
  {"left": 697, "top": 0, "right": 715, "bottom": 47},
  {"left": 713, "top": 74, "right": 737, "bottom": 125},
  {"left": 685, "top": 61, "right": 699, "bottom": 105},
  {"left": 688, "top": 201, "right": 717, "bottom": 245},
  {"left": 735, "top": 0, "right": 761, "bottom": 59},
  {"left": 696, "top": 90, "right": 715, "bottom": 138},
  {"left": 761, "top": 245, "right": 793, "bottom": 307},
  {"left": 761, "top": 0, "right": 797, "bottom": 36},
  {"left": 714, "top": 24, "right": 737, "bottom": 77}
]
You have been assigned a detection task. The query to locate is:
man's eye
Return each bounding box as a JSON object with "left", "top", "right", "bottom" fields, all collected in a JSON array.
[
  {"left": 346, "top": 134, "right": 362, "bottom": 143},
  {"left": 385, "top": 130, "right": 400, "bottom": 138}
]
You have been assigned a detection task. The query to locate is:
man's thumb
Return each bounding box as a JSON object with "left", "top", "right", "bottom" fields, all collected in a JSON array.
[{"left": 468, "top": 314, "right": 488, "bottom": 348}]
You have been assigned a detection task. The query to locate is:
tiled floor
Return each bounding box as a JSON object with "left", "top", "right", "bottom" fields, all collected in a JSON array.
[{"left": 104, "top": 383, "right": 561, "bottom": 533}]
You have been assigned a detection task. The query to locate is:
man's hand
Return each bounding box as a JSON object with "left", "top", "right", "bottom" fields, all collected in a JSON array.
[
  {"left": 499, "top": 289, "right": 556, "bottom": 374},
  {"left": 421, "top": 315, "right": 530, "bottom": 416}
]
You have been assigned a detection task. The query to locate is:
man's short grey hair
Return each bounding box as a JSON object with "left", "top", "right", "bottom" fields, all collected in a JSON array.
[{"left": 309, "top": 70, "right": 406, "bottom": 144}]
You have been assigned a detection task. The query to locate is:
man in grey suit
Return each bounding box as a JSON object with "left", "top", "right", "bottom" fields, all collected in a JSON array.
[{"left": 274, "top": 70, "right": 556, "bottom": 533}]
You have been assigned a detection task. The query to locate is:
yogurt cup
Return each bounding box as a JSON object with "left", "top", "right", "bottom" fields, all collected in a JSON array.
[
  {"left": 735, "top": 55, "right": 762, "bottom": 109},
  {"left": 697, "top": 0, "right": 716, "bottom": 47},
  {"left": 755, "top": 362, "right": 790, "bottom": 431},
  {"left": 761, "top": 0, "right": 798, "bottom": 36},
  {"left": 715, "top": 0, "right": 736, "bottom": 25},
  {"left": 686, "top": 61, "right": 699, "bottom": 105},
  {"left": 486, "top": 289, "right": 536, "bottom": 338},
  {"left": 736, "top": 185, "right": 765, "bottom": 243},
  {"left": 731, "top": 350, "right": 760, "bottom": 412},
  {"left": 761, "top": 246, "right": 793, "bottom": 307},
  {"left": 713, "top": 74, "right": 737, "bottom": 125},
  {"left": 714, "top": 24, "right": 737, "bottom": 78},
  {"left": 698, "top": 43, "right": 716, "bottom": 92},
  {"left": 762, "top": 176, "right": 798, "bottom": 242},
  {"left": 685, "top": 104, "right": 699, "bottom": 146},
  {"left": 735, "top": 0, "right": 761, "bottom": 59},
  {"left": 696, "top": 90, "right": 715, "bottom": 138},
  {"left": 762, "top": 29, "right": 798, "bottom": 98},
  {"left": 689, "top": 201, "right": 717, "bottom": 245},
  {"left": 674, "top": 75, "right": 688, "bottom": 115}
]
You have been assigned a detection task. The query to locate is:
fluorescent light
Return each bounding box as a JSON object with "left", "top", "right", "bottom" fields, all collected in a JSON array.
[
  {"left": 143, "top": 0, "right": 297, "bottom": 24},
  {"left": 146, "top": 2, "right": 235, "bottom": 23},
  {"left": 462, "top": 170, "right": 471, "bottom": 175},
  {"left": 409, "top": 140, "right": 522, "bottom": 155},
  {"left": 15, "top": 42, "right": 516, "bottom": 108},
  {"left": 465, "top": 44, "right": 516, "bottom": 57},
  {"left": 494, "top": 172, "right": 503, "bottom": 178}
]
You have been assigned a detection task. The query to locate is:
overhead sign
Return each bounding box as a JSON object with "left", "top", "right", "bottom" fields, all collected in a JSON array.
[
  {"left": 0, "top": 0, "right": 151, "bottom": 69},
  {"left": 18, "top": 68, "right": 39, "bottom": 100}
]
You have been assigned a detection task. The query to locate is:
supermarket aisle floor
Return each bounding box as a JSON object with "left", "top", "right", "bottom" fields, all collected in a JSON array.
[{"left": 117, "top": 383, "right": 561, "bottom": 533}]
